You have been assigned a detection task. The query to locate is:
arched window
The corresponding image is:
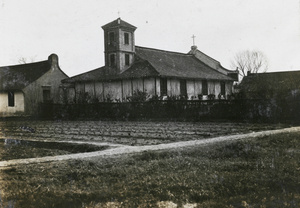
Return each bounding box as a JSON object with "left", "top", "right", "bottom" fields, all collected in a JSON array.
[{"left": 8, "top": 91, "right": 14, "bottom": 107}]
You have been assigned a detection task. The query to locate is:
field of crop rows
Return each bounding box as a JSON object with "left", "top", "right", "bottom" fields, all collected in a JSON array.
[{"left": 0, "top": 120, "right": 287, "bottom": 146}]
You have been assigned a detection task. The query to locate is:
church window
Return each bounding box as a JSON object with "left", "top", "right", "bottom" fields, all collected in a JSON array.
[
  {"left": 109, "top": 32, "right": 115, "bottom": 45},
  {"left": 125, "top": 54, "right": 130, "bottom": 66},
  {"left": 202, "top": 80, "right": 208, "bottom": 95},
  {"left": 160, "top": 78, "right": 167, "bottom": 96},
  {"left": 221, "top": 81, "right": 226, "bottom": 95},
  {"left": 180, "top": 80, "right": 187, "bottom": 96},
  {"left": 109, "top": 54, "right": 116, "bottom": 66},
  {"left": 8, "top": 91, "right": 15, "bottom": 107},
  {"left": 124, "top": 33, "right": 129, "bottom": 44}
]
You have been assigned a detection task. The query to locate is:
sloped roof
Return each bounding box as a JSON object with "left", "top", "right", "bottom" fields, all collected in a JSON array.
[
  {"left": 64, "top": 46, "right": 235, "bottom": 83},
  {"left": 188, "top": 46, "right": 222, "bottom": 69},
  {"left": 62, "top": 66, "right": 117, "bottom": 83},
  {"left": 119, "top": 60, "right": 159, "bottom": 79},
  {"left": 0, "top": 59, "right": 51, "bottom": 91},
  {"left": 240, "top": 71, "right": 300, "bottom": 92},
  {"left": 62, "top": 59, "right": 159, "bottom": 83},
  {"left": 135, "top": 46, "right": 234, "bottom": 81},
  {"left": 188, "top": 46, "right": 238, "bottom": 81},
  {"left": 102, "top": 18, "right": 137, "bottom": 30}
]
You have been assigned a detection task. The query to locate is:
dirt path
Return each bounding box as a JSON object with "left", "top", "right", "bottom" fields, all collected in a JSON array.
[{"left": 0, "top": 126, "right": 299, "bottom": 167}]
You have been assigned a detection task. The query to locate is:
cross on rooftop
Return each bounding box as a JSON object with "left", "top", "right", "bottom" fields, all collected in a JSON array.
[{"left": 191, "top": 34, "right": 196, "bottom": 46}]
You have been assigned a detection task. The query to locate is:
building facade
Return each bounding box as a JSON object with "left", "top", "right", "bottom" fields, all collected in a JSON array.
[{"left": 62, "top": 18, "right": 238, "bottom": 103}]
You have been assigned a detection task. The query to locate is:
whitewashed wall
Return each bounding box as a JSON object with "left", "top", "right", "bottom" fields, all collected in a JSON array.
[
  {"left": 0, "top": 91, "right": 25, "bottom": 116},
  {"left": 72, "top": 78, "right": 234, "bottom": 102}
]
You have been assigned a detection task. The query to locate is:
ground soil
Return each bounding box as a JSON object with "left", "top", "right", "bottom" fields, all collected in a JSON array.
[
  {"left": 0, "top": 120, "right": 298, "bottom": 207},
  {"left": 0, "top": 120, "right": 290, "bottom": 166}
]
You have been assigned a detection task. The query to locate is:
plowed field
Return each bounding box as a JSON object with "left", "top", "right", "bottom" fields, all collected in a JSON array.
[{"left": 0, "top": 120, "right": 287, "bottom": 146}]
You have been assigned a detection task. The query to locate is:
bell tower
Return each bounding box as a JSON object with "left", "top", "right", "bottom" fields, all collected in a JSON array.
[{"left": 102, "top": 18, "right": 137, "bottom": 73}]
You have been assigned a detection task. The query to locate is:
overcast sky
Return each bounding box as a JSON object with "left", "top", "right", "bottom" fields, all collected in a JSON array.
[{"left": 0, "top": 0, "right": 299, "bottom": 77}]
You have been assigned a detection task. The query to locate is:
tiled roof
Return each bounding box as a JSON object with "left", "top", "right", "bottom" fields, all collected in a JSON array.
[
  {"left": 64, "top": 46, "right": 235, "bottom": 83},
  {"left": 0, "top": 59, "right": 51, "bottom": 91},
  {"left": 135, "top": 46, "right": 234, "bottom": 81},
  {"left": 188, "top": 46, "right": 222, "bottom": 69},
  {"left": 240, "top": 71, "right": 300, "bottom": 92},
  {"left": 119, "top": 60, "right": 159, "bottom": 79},
  {"left": 62, "top": 60, "right": 159, "bottom": 83},
  {"left": 102, "top": 18, "right": 137, "bottom": 30}
]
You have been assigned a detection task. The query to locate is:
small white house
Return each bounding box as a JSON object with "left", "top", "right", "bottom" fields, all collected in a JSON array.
[{"left": 0, "top": 54, "right": 68, "bottom": 117}]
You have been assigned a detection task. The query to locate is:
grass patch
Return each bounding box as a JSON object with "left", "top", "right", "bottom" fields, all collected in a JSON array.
[
  {"left": 0, "top": 139, "right": 110, "bottom": 161},
  {"left": 0, "top": 132, "right": 299, "bottom": 207}
]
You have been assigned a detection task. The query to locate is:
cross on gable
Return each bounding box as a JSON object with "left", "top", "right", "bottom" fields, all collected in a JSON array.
[{"left": 191, "top": 35, "right": 196, "bottom": 46}]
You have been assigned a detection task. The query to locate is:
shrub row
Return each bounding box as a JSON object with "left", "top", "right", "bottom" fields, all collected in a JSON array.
[{"left": 39, "top": 99, "right": 300, "bottom": 123}]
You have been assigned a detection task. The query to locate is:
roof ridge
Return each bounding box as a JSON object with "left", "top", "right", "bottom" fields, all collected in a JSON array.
[{"left": 136, "top": 45, "right": 193, "bottom": 57}]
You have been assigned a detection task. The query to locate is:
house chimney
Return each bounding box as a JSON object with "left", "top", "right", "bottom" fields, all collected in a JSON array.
[
  {"left": 48, "top": 54, "right": 59, "bottom": 68},
  {"left": 247, "top": 71, "right": 251, "bottom": 76}
]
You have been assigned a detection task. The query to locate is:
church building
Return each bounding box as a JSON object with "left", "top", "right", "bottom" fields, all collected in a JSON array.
[{"left": 62, "top": 18, "right": 238, "bottom": 103}]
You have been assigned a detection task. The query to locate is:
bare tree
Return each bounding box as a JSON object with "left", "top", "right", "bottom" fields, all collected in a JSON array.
[
  {"left": 18, "top": 56, "right": 37, "bottom": 64},
  {"left": 18, "top": 57, "right": 28, "bottom": 64},
  {"left": 231, "top": 50, "right": 268, "bottom": 79}
]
